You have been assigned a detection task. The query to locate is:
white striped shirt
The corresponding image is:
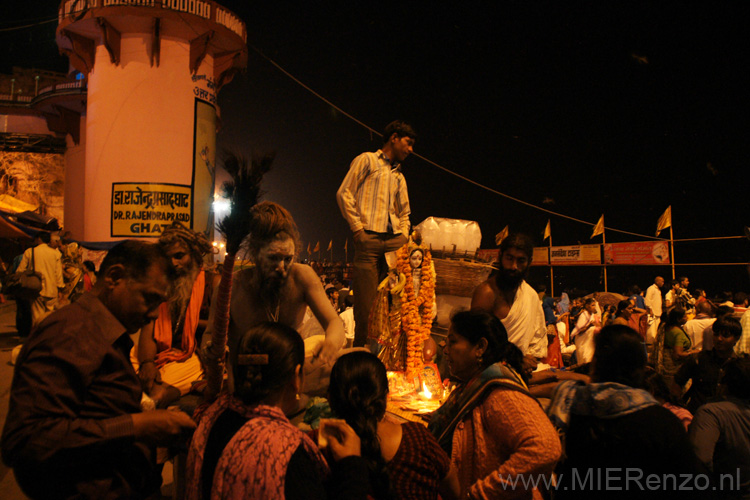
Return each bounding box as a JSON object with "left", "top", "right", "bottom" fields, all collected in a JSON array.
[{"left": 336, "top": 150, "right": 411, "bottom": 235}]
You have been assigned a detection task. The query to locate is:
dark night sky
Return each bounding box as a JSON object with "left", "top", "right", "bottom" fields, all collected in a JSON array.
[{"left": 2, "top": 1, "right": 749, "bottom": 294}]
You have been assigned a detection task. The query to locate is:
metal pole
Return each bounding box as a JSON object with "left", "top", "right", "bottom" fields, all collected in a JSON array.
[
  {"left": 602, "top": 230, "right": 608, "bottom": 292},
  {"left": 549, "top": 235, "right": 554, "bottom": 297},
  {"left": 670, "top": 225, "right": 676, "bottom": 279}
]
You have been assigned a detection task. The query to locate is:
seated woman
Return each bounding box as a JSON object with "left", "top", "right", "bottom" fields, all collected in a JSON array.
[
  {"left": 542, "top": 297, "right": 563, "bottom": 368},
  {"left": 327, "top": 351, "right": 460, "bottom": 500},
  {"left": 186, "top": 322, "right": 368, "bottom": 500},
  {"left": 654, "top": 307, "right": 697, "bottom": 390},
  {"left": 547, "top": 325, "right": 706, "bottom": 499},
  {"left": 612, "top": 299, "right": 641, "bottom": 332},
  {"left": 428, "top": 310, "right": 561, "bottom": 499}
]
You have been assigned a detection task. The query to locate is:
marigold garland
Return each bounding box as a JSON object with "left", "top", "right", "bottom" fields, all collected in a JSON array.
[{"left": 397, "top": 244, "right": 435, "bottom": 378}]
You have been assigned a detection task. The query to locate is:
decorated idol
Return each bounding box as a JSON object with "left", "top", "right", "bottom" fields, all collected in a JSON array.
[{"left": 369, "top": 231, "right": 436, "bottom": 376}]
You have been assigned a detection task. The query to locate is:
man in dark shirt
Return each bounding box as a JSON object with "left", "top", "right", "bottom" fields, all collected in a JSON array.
[
  {"left": 1, "top": 240, "right": 196, "bottom": 499},
  {"left": 676, "top": 315, "right": 742, "bottom": 413}
]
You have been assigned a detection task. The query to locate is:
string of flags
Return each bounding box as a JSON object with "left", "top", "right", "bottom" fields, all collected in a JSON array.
[
  {"left": 301, "top": 206, "right": 674, "bottom": 258},
  {"left": 496, "top": 206, "right": 673, "bottom": 246}
]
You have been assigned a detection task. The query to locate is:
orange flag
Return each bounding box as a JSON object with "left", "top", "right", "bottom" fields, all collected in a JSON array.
[
  {"left": 591, "top": 215, "right": 604, "bottom": 239},
  {"left": 656, "top": 206, "right": 672, "bottom": 237}
]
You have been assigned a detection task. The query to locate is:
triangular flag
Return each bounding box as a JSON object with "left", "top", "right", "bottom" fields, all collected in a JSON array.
[
  {"left": 313, "top": 241, "right": 320, "bottom": 253},
  {"left": 327, "top": 240, "right": 332, "bottom": 251},
  {"left": 543, "top": 220, "right": 551, "bottom": 241},
  {"left": 591, "top": 215, "right": 604, "bottom": 239},
  {"left": 656, "top": 206, "right": 672, "bottom": 237},
  {"left": 307, "top": 242, "right": 311, "bottom": 255},
  {"left": 495, "top": 225, "right": 509, "bottom": 246}
]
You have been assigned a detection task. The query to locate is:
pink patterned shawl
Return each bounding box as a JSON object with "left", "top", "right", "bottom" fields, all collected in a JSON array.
[{"left": 186, "top": 394, "right": 329, "bottom": 500}]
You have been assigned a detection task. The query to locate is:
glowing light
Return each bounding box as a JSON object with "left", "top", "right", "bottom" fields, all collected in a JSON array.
[
  {"left": 421, "top": 381, "right": 432, "bottom": 400},
  {"left": 212, "top": 198, "right": 230, "bottom": 215}
]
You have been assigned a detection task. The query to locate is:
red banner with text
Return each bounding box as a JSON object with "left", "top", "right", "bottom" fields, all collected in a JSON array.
[{"left": 604, "top": 241, "right": 670, "bottom": 265}]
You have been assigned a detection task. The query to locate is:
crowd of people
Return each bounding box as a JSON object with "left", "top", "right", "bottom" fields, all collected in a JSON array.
[{"left": 1, "top": 120, "right": 749, "bottom": 499}]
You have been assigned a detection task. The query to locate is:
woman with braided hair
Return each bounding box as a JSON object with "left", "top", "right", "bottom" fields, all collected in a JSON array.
[
  {"left": 328, "top": 351, "right": 460, "bottom": 500},
  {"left": 186, "top": 322, "right": 368, "bottom": 499}
]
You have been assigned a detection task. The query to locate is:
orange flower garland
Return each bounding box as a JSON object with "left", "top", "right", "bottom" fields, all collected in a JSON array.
[{"left": 397, "top": 244, "right": 435, "bottom": 378}]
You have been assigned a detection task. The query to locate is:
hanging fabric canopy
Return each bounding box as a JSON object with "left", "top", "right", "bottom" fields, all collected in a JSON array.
[{"left": 0, "top": 215, "right": 31, "bottom": 239}]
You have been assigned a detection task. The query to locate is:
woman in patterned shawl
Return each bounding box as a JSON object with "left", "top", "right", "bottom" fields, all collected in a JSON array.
[
  {"left": 186, "top": 322, "right": 368, "bottom": 499},
  {"left": 429, "top": 310, "right": 561, "bottom": 499}
]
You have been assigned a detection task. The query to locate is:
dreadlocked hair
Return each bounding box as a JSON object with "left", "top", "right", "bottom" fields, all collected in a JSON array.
[
  {"left": 328, "top": 352, "right": 394, "bottom": 500},
  {"left": 246, "top": 201, "right": 301, "bottom": 259},
  {"left": 158, "top": 222, "right": 214, "bottom": 265},
  {"left": 232, "top": 322, "right": 304, "bottom": 406}
]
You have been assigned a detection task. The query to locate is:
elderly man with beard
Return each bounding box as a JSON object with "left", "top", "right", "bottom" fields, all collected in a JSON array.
[
  {"left": 205, "top": 201, "right": 345, "bottom": 393},
  {"left": 471, "top": 233, "right": 547, "bottom": 371},
  {"left": 136, "top": 222, "right": 215, "bottom": 409}
]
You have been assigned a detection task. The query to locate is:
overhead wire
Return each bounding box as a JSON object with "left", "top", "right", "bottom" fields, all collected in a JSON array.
[
  {"left": 0, "top": 18, "right": 57, "bottom": 32},
  {"left": 248, "top": 42, "right": 677, "bottom": 242}
]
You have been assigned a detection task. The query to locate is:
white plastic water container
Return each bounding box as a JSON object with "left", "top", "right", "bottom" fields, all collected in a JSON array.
[
  {"left": 420, "top": 217, "right": 440, "bottom": 249},
  {"left": 466, "top": 221, "right": 482, "bottom": 252},
  {"left": 416, "top": 217, "right": 483, "bottom": 255},
  {"left": 454, "top": 220, "right": 468, "bottom": 253}
]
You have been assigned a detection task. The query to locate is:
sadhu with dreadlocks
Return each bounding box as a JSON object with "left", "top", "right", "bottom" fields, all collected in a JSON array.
[
  {"left": 135, "top": 222, "right": 215, "bottom": 408},
  {"left": 205, "top": 201, "right": 346, "bottom": 396}
]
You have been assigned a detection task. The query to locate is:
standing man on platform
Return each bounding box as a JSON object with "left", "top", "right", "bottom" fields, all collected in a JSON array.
[
  {"left": 16, "top": 231, "right": 63, "bottom": 328},
  {"left": 337, "top": 120, "right": 416, "bottom": 348},
  {"left": 645, "top": 276, "right": 665, "bottom": 345}
]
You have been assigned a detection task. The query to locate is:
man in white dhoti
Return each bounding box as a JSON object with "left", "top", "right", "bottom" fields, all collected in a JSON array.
[{"left": 471, "top": 233, "right": 547, "bottom": 371}]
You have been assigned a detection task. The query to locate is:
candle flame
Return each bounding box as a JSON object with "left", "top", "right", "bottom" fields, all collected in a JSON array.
[{"left": 422, "top": 381, "right": 432, "bottom": 399}]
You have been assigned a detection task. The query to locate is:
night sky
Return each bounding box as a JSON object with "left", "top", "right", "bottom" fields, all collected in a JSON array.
[{"left": 2, "top": 2, "right": 749, "bottom": 294}]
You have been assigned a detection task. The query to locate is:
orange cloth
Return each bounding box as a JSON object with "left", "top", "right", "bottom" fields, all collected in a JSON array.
[
  {"left": 450, "top": 389, "right": 561, "bottom": 499},
  {"left": 154, "top": 270, "right": 205, "bottom": 369},
  {"left": 542, "top": 325, "right": 563, "bottom": 368}
]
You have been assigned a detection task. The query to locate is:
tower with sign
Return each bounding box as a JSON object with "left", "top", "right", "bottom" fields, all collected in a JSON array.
[{"left": 56, "top": 0, "right": 246, "bottom": 241}]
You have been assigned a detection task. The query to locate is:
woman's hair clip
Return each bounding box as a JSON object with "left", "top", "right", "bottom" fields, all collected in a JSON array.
[{"left": 237, "top": 354, "right": 269, "bottom": 366}]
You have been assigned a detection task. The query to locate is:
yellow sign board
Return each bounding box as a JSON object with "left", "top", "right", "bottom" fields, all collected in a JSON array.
[{"left": 111, "top": 183, "right": 191, "bottom": 237}]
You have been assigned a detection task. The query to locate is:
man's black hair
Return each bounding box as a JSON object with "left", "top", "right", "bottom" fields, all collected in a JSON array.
[{"left": 382, "top": 120, "right": 417, "bottom": 145}]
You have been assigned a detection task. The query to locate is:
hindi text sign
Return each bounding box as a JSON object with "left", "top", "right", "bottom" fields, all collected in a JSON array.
[
  {"left": 550, "top": 245, "right": 601, "bottom": 266},
  {"left": 111, "top": 183, "right": 191, "bottom": 237}
]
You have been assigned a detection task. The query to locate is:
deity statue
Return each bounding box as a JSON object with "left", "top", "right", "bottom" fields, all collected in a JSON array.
[{"left": 369, "top": 232, "right": 436, "bottom": 377}]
